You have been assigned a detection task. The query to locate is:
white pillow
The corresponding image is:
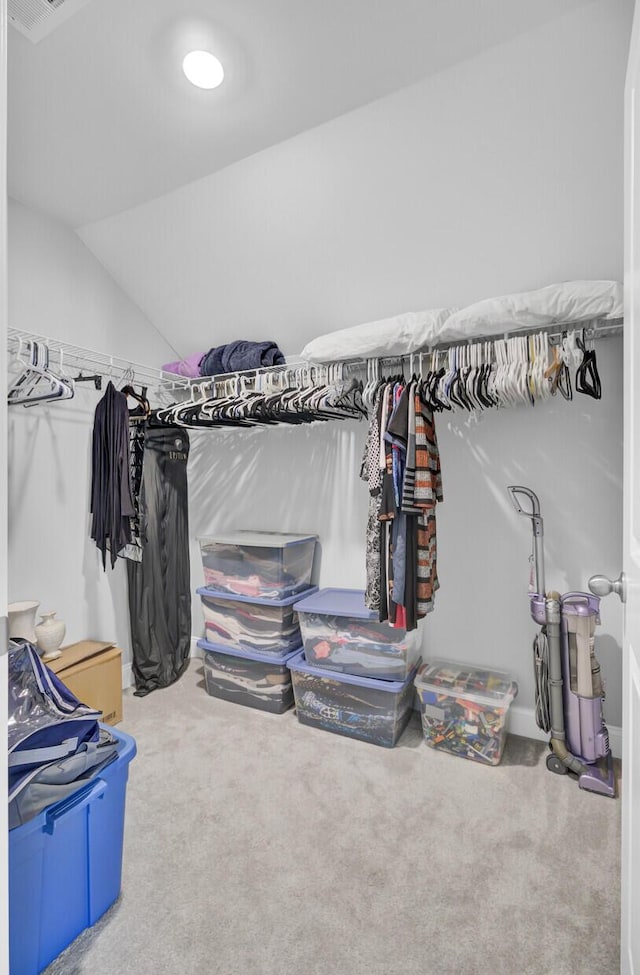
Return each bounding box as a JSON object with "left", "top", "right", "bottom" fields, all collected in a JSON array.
[
  {"left": 300, "top": 308, "right": 456, "bottom": 362},
  {"left": 436, "top": 280, "right": 623, "bottom": 343}
]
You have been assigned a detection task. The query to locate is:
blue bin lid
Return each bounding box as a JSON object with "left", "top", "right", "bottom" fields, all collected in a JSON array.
[
  {"left": 196, "top": 585, "right": 318, "bottom": 607},
  {"left": 293, "top": 588, "right": 377, "bottom": 620},
  {"left": 197, "top": 638, "right": 303, "bottom": 665},
  {"left": 287, "top": 650, "right": 419, "bottom": 692}
]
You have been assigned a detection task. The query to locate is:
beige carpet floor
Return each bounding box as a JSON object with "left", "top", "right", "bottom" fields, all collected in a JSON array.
[{"left": 44, "top": 662, "right": 621, "bottom": 975}]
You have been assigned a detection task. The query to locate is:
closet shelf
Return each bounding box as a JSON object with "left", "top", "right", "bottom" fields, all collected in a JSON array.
[
  {"left": 168, "top": 314, "right": 623, "bottom": 388},
  {"left": 305, "top": 316, "right": 623, "bottom": 372},
  {"left": 6, "top": 327, "right": 194, "bottom": 396},
  {"left": 6, "top": 317, "right": 622, "bottom": 396}
]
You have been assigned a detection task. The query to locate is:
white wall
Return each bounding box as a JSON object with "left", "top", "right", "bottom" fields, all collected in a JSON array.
[
  {"left": 109, "top": 0, "right": 629, "bottom": 732},
  {"left": 7, "top": 199, "right": 176, "bottom": 668},
  {"left": 79, "top": 0, "right": 631, "bottom": 356},
  {"left": 188, "top": 336, "right": 623, "bottom": 730},
  {"left": 12, "top": 0, "right": 628, "bottom": 737}
]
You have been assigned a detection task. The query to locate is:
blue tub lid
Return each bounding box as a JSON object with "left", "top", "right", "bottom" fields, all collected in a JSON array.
[
  {"left": 293, "top": 588, "right": 377, "bottom": 620},
  {"left": 197, "top": 585, "right": 318, "bottom": 607},
  {"left": 199, "top": 531, "right": 317, "bottom": 548},
  {"left": 287, "top": 650, "right": 420, "bottom": 692},
  {"left": 197, "top": 638, "right": 303, "bottom": 664}
]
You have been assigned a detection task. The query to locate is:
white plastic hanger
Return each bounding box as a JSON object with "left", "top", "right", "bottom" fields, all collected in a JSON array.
[{"left": 8, "top": 341, "right": 74, "bottom": 407}]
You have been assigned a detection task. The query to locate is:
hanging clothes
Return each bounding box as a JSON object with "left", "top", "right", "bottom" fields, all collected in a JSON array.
[
  {"left": 90, "top": 381, "right": 135, "bottom": 569},
  {"left": 385, "top": 383, "right": 411, "bottom": 616},
  {"left": 360, "top": 384, "right": 384, "bottom": 614},
  {"left": 126, "top": 425, "right": 191, "bottom": 697},
  {"left": 120, "top": 405, "right": 147, "bottom": 563},
  {"left": 360, "top": 376, "right": 443, "bottom": 632},
  {"left": 413, "top": 395, "right": 443, "bottom": 617}
]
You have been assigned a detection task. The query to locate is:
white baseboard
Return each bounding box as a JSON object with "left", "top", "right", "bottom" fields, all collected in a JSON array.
[
  {"left": 121, "top": 637, "right": 203, "bottom": 689},
  {"left": 410, "top": 697, "right": 623, "bottom": 758},
  {"left": 123, "top": 643, "right": 623, "bottom": 760},
  {"left": 121, "top": 661, "right": 133, "bottom": 689},
  {"left": 608, "top": 725, "right": 623, "bottom": 761},
  {"left": 508, "top": 704, "right": 622, "bottom": 760}
]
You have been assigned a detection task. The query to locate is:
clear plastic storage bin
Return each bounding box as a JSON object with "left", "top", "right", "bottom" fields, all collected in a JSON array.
[
  {"left": 295, "top": 588, "right": 422, "bottom": 681},
  {"left": 287, "top": 650, "right": 420, "bottom": 747},
  {"left": 199, "top": 639, "right": 298, "bottom": 714},
  {"left": 198, "top": 530, "right": 317, "bottom": 599},
  {"left": 414, "top": 659, "right": 518, "bottom": 765},
  {"left": 197, "top": 586, "right": 317, "bottom": 655}
]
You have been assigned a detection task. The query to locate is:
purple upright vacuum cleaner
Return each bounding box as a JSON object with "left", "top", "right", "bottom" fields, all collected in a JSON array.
[{"left": 508, "top": 485, "right": 615, "bottom": 798}]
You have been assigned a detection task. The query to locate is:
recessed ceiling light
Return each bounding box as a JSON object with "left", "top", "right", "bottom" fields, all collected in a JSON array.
[{"left": 182, "top": 50, "right": 224, "bottom": 90}]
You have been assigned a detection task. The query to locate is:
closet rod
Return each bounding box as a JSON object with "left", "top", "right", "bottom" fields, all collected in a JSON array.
[
  {"left": 172, "top": 315, "right": 623, "bottom": 388},
  {"left": 7, "top": 327, "right": 193, "bottom": 394},
  {"left": 336, "top": 316, "right": 624, "bottom": 371},
  {"left": 172, "top": 357, "right": 309, "bottom": 386},
  {"left": 7, "top": 316, "right": 622, "bottom": 394}
]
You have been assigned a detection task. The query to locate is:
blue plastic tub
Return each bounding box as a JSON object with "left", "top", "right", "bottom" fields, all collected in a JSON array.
[
  {"left": 295, "top": 587, "right": 422, "bottom": 681},
  {"left": 288, "top": 650, "right": 420, "bottom": 747},
  {"left": 9, "top": 727, "right": 137, "bottom": 975}
]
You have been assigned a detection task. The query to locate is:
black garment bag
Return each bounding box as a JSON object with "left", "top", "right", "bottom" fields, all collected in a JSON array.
[{"left": 127, "top": 424, "right": 191, "bottom": 696}]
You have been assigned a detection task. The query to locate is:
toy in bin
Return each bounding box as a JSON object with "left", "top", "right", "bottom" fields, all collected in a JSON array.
[{"left": 414, "top": 660, "right": 517, "bottom": 765}]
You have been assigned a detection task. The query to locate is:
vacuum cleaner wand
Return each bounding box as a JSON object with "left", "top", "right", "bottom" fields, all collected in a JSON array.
[{"left": 507, "top": 485, "right": 545, "bottom": 596}]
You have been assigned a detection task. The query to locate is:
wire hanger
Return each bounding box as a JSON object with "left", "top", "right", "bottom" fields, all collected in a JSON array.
[{"left": 575, "top": 329, "right": 602, "bottom": 400}]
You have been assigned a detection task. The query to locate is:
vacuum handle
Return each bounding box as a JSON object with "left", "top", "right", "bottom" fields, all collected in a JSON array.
[
  {"left": 508, "top": 484, "right": 545, "bottom": 595},
  {"left": 507, "top": 485, "right": 543, "bottom": 536}
]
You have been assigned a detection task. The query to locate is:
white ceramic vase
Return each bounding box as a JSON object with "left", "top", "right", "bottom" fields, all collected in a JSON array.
[
  {"left": 35, "top": 611, "right": 66, "bottom": 658},
  {"left": 8, "top": 600, "right": 40, "bottom": 644}
]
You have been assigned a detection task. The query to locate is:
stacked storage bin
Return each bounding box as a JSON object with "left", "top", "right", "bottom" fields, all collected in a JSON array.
[
  {"left": 289, "top": 588, "right": 422, "bottom": 747},
  {"left": 197, "top": 531, "right": 318, "bottom": 714},
  {"left": 414, "top": 659, "right": 518, "bottom": 765}
]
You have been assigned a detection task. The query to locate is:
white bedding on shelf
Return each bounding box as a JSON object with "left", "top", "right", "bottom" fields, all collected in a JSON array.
[
  {"left": 300, "top": 280, "right": 623, "bottom": 362},
  {"left": 299, "top": 307, "right": 455, "bottom": 363}
]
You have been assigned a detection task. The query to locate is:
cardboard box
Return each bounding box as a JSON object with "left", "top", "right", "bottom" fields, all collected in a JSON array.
[{"left": 48, "top": 640, "right": 123, "bottom": 726}]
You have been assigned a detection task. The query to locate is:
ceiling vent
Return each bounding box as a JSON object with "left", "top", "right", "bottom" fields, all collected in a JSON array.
[{"left": 9, "top": 0, "right": 94, "bottom": 44}]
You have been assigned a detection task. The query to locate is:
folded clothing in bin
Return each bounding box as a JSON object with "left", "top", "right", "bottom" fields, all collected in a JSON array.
[
  {"left": 295, "top": 588, "right": 421, "bottom": 681},
  {"left": 197, "top": 586, "right": 316, "bottom": 654},
  {"left": 198, "top": 639, "right": 298, "bottom": 714},
  {"left": 414, "top": 659, "right": 518, "bottom": 765},
  {"left": 8, "top": 641, "right": 119, "bottom": 828},
  {"left": 199, "top": 530, "right": 317, "bottom": 599},
  {"left": 288, "top": 650, "right": 420, "bottom": 747}
]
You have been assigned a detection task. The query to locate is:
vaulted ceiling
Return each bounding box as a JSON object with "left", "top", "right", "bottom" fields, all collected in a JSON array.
[{"left": 8, "top": 0, "right": 593, "bottom": 228}]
